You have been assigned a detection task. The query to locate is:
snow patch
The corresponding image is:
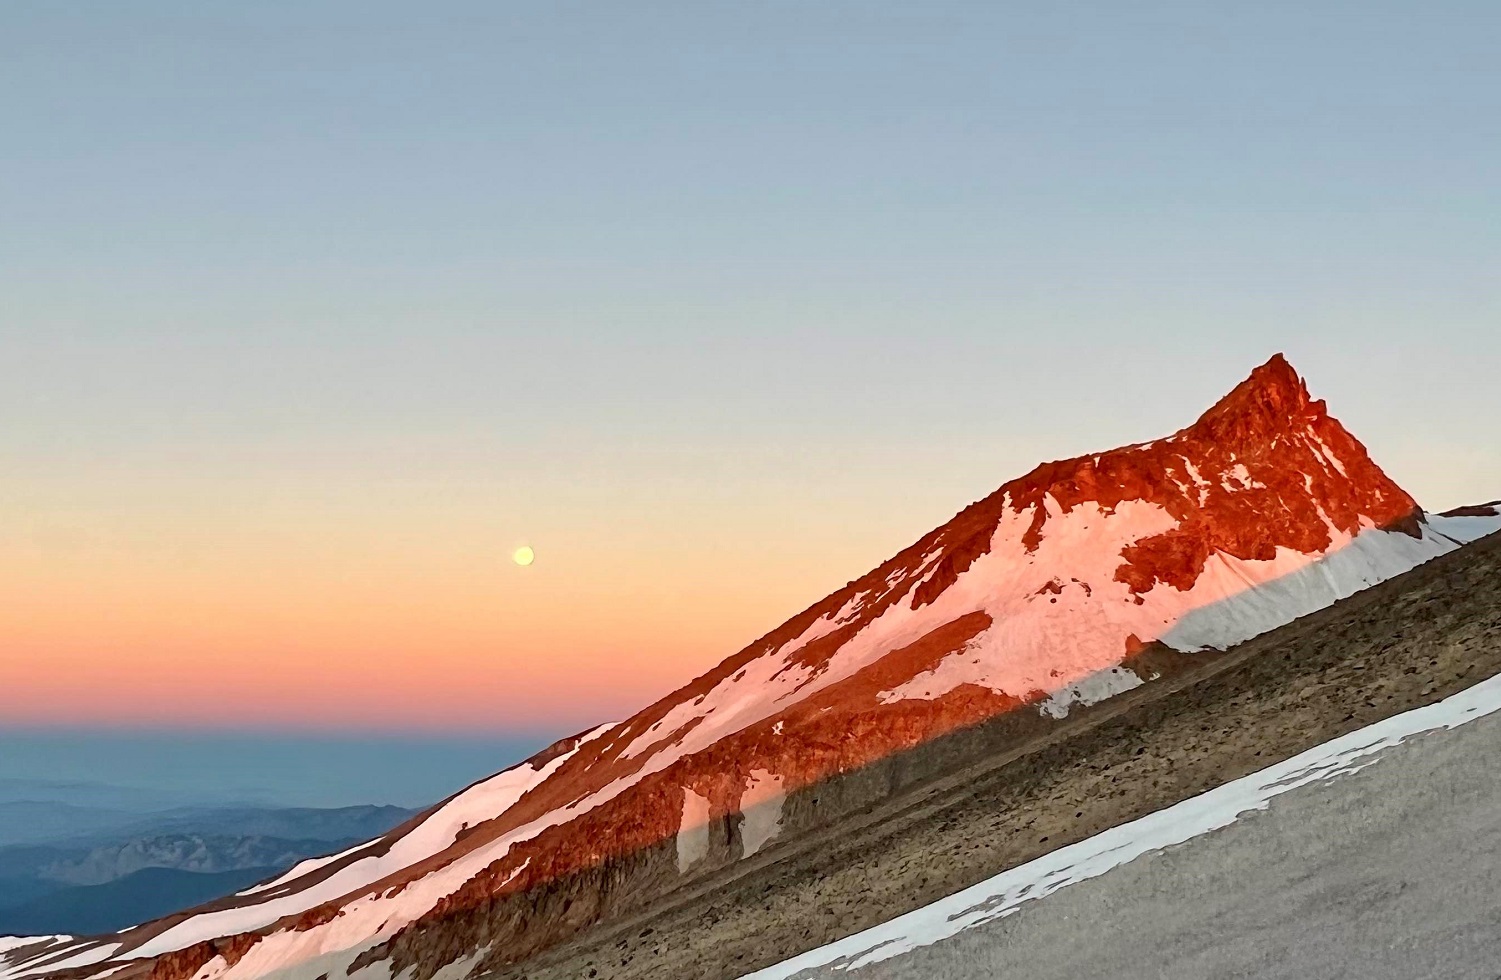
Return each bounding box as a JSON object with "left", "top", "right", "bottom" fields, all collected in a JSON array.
[
  {"left": 0, "top": 944, "right": 118, "bottom": 980},
  {"left": 1036, "top": 667, "right": 1144, "bottom": 720},
  {"left": 229, "top": 937, "right": 391, "bottom": 980},
  {"left": 1180, "top": 458, "right": 1211, "bottom": 505},
  {"left": 876, "top": 510, "right": 1462, "bottom": 733},
  {"left": 1313, "top": 436, "right": 1350, "bottom": 477},
  {"left": 0, "top": 940, "right": 69, "bottom": 959},
  {"left": 739, "top": 771, "right": 786, "bottom": 859},
  {"left": 1162, "top": 524, "right": 1456, "bottom": 653},
  {"left": 427, "top": 947, "right": 487, "bottom": 980},
  {"left": 237, "top": 840, "right": 373, "bottom": 897},
  {"left": 1426, "top": 508, "right": 1501, "bottom": 546},
  {"left": 676, "top": 790, "right": 712, "bottom": 873},
  {"left": 0, "top": 940, "right": 75, "bottom": 980},
  {"left": 1223, "top": 463, "right": 1263, "bottom": 490}
]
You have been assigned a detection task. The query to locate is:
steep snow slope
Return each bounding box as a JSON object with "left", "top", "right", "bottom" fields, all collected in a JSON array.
[{"left": 3, "top": 355, "right": 1494, "bottom": 980}]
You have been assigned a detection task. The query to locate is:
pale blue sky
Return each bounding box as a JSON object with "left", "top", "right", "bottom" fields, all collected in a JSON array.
[{"left": 3, "top": 2, "right": 1497, "bottom": 506}]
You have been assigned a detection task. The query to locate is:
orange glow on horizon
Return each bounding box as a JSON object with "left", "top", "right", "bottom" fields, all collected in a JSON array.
[{"left": 0, "top": 460, "right": 940, "bottom": 734}]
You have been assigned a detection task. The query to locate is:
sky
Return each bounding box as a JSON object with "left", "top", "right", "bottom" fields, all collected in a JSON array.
[{"left": 2, "top": 0, "right": 1499, "bottom": 790}]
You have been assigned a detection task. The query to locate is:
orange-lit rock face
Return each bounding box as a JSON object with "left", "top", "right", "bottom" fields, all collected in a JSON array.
[
  {"left": 4, "top": 356, "right": 1476, "bottom": 980},
  {"left": 937, "top": 354, "right": 1418, "bottom": 599}
]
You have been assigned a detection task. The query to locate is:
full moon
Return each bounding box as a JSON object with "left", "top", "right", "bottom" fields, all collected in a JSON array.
[{"left": 512, "top": 546, "right": 535, "bottom": 567}]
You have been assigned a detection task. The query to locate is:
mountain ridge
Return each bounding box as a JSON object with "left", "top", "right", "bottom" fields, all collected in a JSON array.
[{"left": 4, "top": 355, "right": 1498, "bottom": 980}]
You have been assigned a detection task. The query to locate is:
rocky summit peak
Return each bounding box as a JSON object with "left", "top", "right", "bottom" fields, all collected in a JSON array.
[{"left": 1188, "top": 353, "right": 1320, "bottom": 447}]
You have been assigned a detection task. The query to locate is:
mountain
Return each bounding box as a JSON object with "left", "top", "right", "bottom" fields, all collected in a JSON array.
[
  {"left": 4, "top": 355, "right": 1498, "bottom": 980},
  {"left": 36, "top": 835, "right": 369, "bottom": 888},
  {"left": 0, "top": 808, "right": 415, "bottom": 884},
  {"left": 0, "top": 803, "right": 416, "bottom": 853},
  {"left": 730, "top": 529, "right": 1501, "bottom": 980},
  {"left": 0, "top": 804, "right": 141, "bottom": 848},
  {"left": 90, "top": 806, "right": 417, "bottom": 848},
  {"left": 0, "top": 808, "right": 416, "bottom": 939}
]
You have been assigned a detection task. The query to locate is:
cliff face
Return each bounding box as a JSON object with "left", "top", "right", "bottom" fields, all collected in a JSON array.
[{"left": 5, "top": 356, "right": 1497, "bottom": 980}]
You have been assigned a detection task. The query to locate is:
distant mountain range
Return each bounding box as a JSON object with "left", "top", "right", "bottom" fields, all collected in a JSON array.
[
  {"left": 0, "top": 803, "right": 150, "bottom": 849},
  {"left": 34, "top": 833, "right": 369, "bottom": 887},
  {"left": 0, "top": 796, "right": 414, "bottom": 851},
  {"left": 0, "top": 803, "right": 414, "bottom": 936}
]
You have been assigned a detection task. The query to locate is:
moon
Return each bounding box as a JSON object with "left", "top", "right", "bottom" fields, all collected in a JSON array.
[{"left": 512, "top": 545, "right": 535, "bottom": 567}]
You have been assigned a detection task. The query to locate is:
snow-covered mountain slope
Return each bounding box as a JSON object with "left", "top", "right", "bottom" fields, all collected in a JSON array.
[{"left": 4, "top": 355, "right": 1497, "bottom": 980}]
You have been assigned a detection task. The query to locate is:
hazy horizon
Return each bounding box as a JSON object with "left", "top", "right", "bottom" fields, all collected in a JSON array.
[{"left": 0, "top": 727, "right": 559, "bottom": 809}]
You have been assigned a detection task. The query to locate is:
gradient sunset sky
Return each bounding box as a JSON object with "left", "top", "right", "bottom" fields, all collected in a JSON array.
[{"left": 3, "top": 2, "right": 1499, "bottom": 740}]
